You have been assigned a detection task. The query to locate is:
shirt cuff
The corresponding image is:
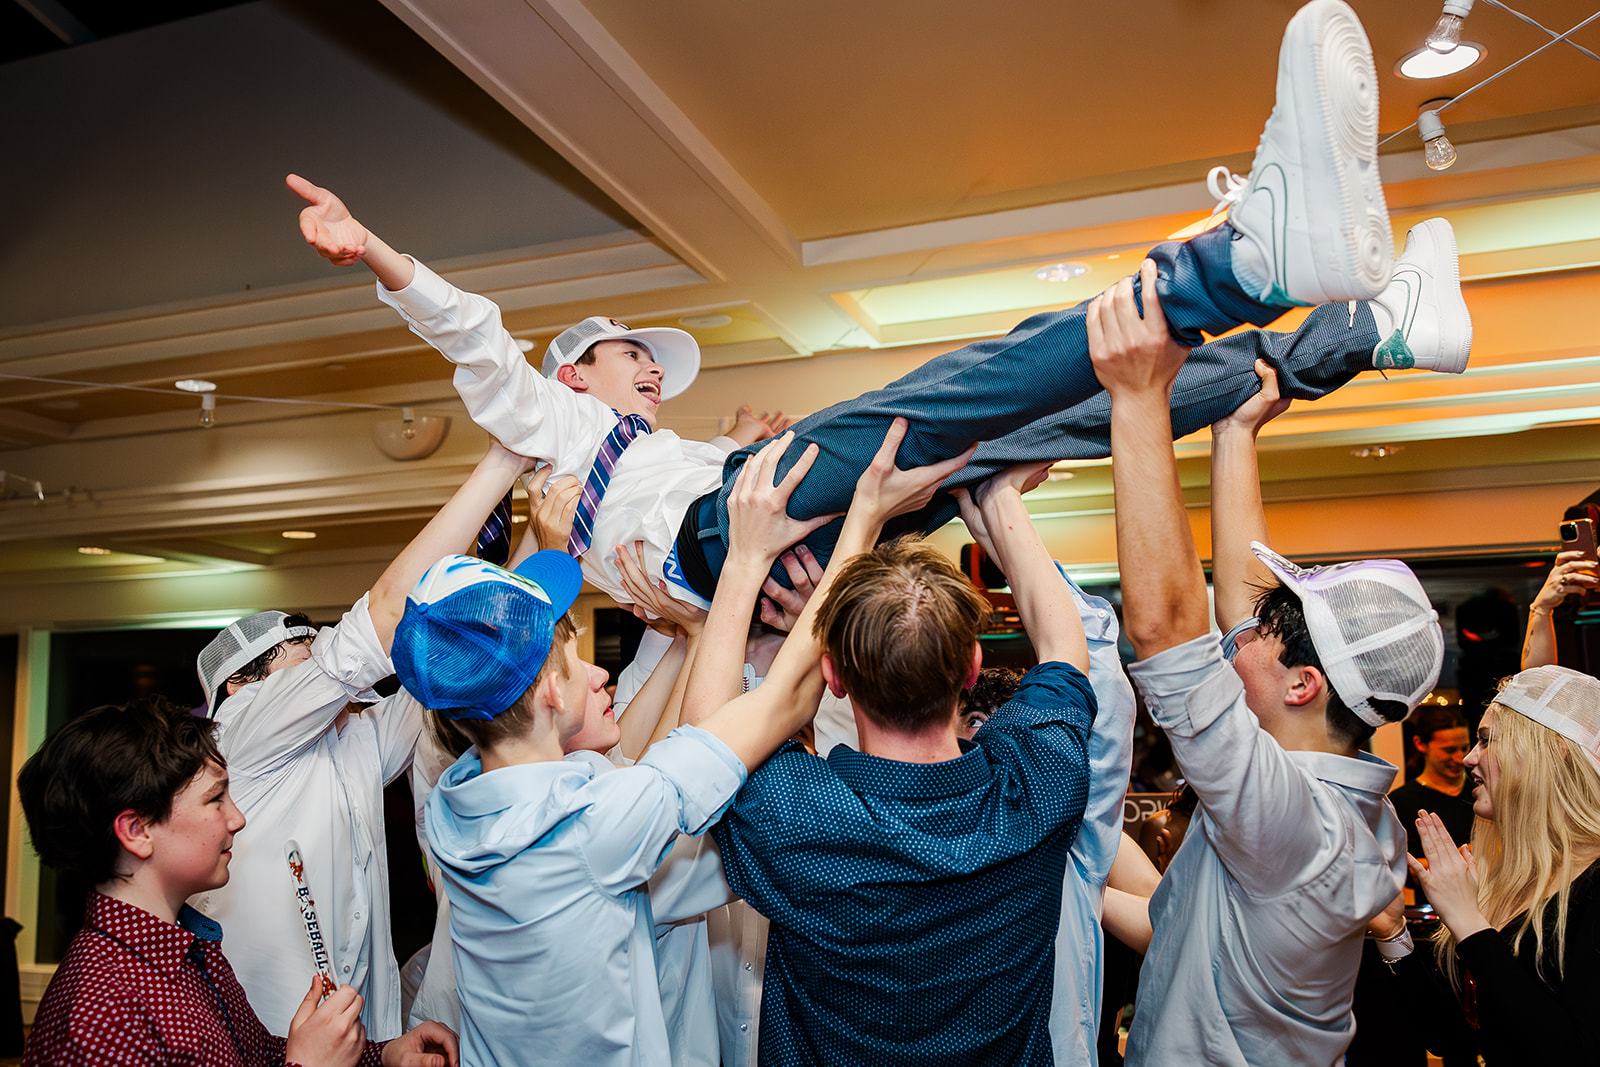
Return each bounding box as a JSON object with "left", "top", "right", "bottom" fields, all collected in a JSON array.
[
  {"left": 375, "top": 255, "right": 450, "bottom": 320},
  {"left": 640, "top": 724, "right": 748, "bottom": 834},
  {"left": 1127, "top": 632, "right": 1243, "bottom": 737},
  {"left": 707, "top": 435, "right": 739, "bottom": 455},
  {"left": 309, "top": 592, "right": 394, "bottom": 701}
]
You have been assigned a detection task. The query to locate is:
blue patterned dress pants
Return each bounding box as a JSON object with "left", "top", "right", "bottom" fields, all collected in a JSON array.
[{"left": 705, "top": 222, "right": 1382, "bottom": 576}]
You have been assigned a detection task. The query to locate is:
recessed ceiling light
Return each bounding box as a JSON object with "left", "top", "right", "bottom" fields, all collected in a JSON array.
[
  {"left": 281, "top": 530, "right": 317, "bottom": 540},
  {"left": 679, "top": 313, "right": 734, "bottom": 329},
  {"left": 77, "top": 546, "right": 112, "bottom": 555},
  {"left": 1350, "top": 444, "right": 1404, "bottom": 459},
  {"left": 1033, "top": 262, "right": 1089, "bottom": 283},
  {"left": 175, "top": 379, "right": 217, "bottom": 393},
  {"left": 1046, "top": 469, "right": 1075, "bottom": 482},
  {"left": 1396, "top": 43, "right": 1484, "bottom": 80},
  {"left": 514, "top": 339, "right": 535, "bottom": 353}
]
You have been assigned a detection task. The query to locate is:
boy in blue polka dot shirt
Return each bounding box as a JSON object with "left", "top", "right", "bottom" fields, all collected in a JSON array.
[{"left": 677, "top": 443, "right": 1097, "bottom": 1065}]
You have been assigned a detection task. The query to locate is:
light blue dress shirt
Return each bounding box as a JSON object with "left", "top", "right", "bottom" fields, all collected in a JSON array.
[
  {"left": 1047, "top": 568, "right": 1137, "bottom": 1067},
  {"left": 424, "top": 724, "right": 745, "bottom": 1067},
  {"left": 1124, "top": 633, "right": 1406, "bottom": 1067}
]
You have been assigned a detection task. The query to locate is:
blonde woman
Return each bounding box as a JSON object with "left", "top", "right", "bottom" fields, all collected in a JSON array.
[{"left": 1409, "top": 665, "right": 1600, "bottom": 1064}]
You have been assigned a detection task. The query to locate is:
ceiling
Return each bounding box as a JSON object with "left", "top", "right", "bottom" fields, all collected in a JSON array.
[{"left": 2, "top": 0, "right": 1600, "bottom": 590}]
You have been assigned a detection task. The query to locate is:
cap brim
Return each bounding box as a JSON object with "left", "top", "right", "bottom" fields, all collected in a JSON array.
[
  {"left": 619, "top": 327, "right": 700, "bottom": 399},
  {"left": 1250, "top": 541, "right": 1306, "bottom": 592},
  {"left": 513, "top": 550, "right": 583, "bottom": 616}
]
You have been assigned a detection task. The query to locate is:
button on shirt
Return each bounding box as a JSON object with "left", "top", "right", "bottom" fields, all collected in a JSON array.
[
  {"left": 712, "top": 661, "right": 1098, "bottom": 1067},
  {"left": 1124, "top": 633, "right": 1406, "bottom": 1067},
  {"left": 425, "top": 725, "right": 746, "bottom": 1067},
  {"left": 196, "top": 594, "right": 423, "bottom": 1039},
  {"left": 377, "top": 260, "right": 738, "bottom": 612},
  {"left": 24, "top": 893, "right": 385, "bottom": 1067}
]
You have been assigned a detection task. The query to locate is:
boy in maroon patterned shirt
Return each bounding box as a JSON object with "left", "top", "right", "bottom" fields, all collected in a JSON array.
[{"left": 18, "top": 697, "right": 457, "bottom": 1067}]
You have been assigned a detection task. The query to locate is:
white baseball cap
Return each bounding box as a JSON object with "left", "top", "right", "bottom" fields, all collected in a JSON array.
[
  {"left": 196, "top": 611, "right": 317, "bottom": 713},
  {"left": 1495, "top": 665, "right": 1600, "bottom": 775},
  {"left": 541, "top": 316, "right": 701, "bottom": 400},
  {"left": 1250, "top": 543, "right": 1444, "bottom": 726}
]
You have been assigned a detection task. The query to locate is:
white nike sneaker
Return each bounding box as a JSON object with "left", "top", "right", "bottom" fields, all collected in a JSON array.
[
  {"left": 1218, "top": 0, "right": 1392, "bottom": 306},
  {"left": 1370, "top": 218, "right": 1471, "bottom": 373}
]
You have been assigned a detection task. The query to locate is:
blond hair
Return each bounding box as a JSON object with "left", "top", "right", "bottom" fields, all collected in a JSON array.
[{"left": 1436, "top": 700, "right": 1600, "bottom": 987}]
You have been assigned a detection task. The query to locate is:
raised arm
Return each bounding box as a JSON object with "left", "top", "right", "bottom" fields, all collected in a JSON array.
[
  {"left": 1522, "top": 551, "right": 1598, "bottom": 669},
  {"left": 288, "top": 174, "right": 416, "bottom": 291},
  {"left": 676, "top": 433, "right": 837, "bottom": 729},
  {"left": 696, "top": 421, "right": 977, "bottom": 770},
  {"left": 956, "top": 465, "right": 1088, "bottom": 672},
  {"left": 368, "top": 444, "right": 533, "bottom": 652},
  {"left": 1089, "top": 260, "right": 1209, "bottom": 657},
  {"left": 1208, "top": 359, "right": 1291, "bottom": 630}
]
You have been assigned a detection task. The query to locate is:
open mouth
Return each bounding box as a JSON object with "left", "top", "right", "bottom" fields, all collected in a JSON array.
[{"left": 635, "top": 381, "right": 661, "bottom": 404}]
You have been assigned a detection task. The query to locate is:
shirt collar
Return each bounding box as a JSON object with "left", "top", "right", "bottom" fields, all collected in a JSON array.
[
  {"left": 1287, "top": 749, "right": 1399, "bottom": 796},
  {"left": 825, "top": 740, "right": 990, "bottom": 799},
  {"left": 86, "top": 892, "right": 205, "bottom": 980}
]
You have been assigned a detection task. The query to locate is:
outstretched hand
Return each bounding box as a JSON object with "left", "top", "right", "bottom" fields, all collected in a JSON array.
[
  {"left": 758, "top": 546, "right": 824, "bottom": 632},
  {"left": 526, "top": 466, "right": 583, "bottom": 554},
  {"left": 727, "top": 405, "right": 793, "bottom": 447},
  {"left": 616, "top": 540, "right": 708, "bottom": 636},
  {"left": 1407, "top": 811, "right": 1490, "bottom": 941},
  {"left": 850, "top": 418, "right": 975, "bottom": 528},
  {"left": 1087, "top": 258, "right": 1193, "bottom": 398},
  {"left": 726, "top": 432, "right": 841, "bottom": 569},
  {"left": 1212, "top": 359, "right": 1291, "bottom": 438},
  {"left": 289, "top": 174, "right": 370, "bottom": 267},
  {"left": 954, "top": 460, "right": 1053, "bottom": 561}
]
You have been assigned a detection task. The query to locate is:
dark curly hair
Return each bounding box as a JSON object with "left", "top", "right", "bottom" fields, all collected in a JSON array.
[{"left": 18, "top": 697, "right": 224, "bottom": 885}]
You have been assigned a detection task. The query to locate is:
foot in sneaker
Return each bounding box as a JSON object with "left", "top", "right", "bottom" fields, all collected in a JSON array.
[
  {"left": 1370, "top": 218, "right": 1471, "bottom": 373},
  {"left": 1218, "top": 0, "right": 1392, "bottom": 307}
]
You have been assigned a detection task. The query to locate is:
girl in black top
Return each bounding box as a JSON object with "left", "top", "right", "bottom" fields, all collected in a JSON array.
[{"left": 1409, "top": 665, "right": 1600, "bottom": 1064}]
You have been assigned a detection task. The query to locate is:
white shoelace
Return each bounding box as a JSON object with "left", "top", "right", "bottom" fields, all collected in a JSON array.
[{"left": 1206, "top": 165, "right": 1248, "bottom": 214}]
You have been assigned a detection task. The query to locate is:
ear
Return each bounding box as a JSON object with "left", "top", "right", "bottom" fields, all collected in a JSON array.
[
  {"left": 1154, "top": 828, "right": 1175, "bottom": 873},
  {"left": 1412, "top": 734, "right": 1429, "bottom": 753},
  {"left": 819, "top": 654, "right": 848, "bottom": 700},
  {"left": 1283, "top": 664, "right": 1326, "bottom": 708},
  {"left": 225, "top": 679, "right": 241, "bottom": 697},
  {"left": 112, "top": 809, "right": 156, "bottom": 862},
  {"left": 963, "top": 643, "right": 983, "bottom": 690},
  {"left": 538, "top": 670, "right": 567, "bottom": 716},
  {"left": 556, "top": 364, "right": 587, "bottom": 392}
]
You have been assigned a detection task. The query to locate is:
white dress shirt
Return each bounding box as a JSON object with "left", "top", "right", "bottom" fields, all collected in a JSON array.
[
  {"left": 376, "top": 261, "right": 737, "bottom": 612},
  {"left": 195, "top": 595, "right": 423, "bottom": 1039},
  {"left": 1124, "top": 633, "right": 1406, "bottom": 1067}
]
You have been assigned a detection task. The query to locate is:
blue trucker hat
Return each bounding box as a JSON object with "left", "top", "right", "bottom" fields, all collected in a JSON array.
[{"left": 392, "top": 551, "right": 583, "bottom": 721}]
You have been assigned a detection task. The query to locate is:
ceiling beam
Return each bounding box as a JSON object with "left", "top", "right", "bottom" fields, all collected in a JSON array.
[{"left": 14, "top": 0, "right": 93, "bottom": 45}]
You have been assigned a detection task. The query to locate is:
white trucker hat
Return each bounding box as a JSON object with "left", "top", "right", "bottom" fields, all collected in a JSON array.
[
  {"left": 196, "top": 611, "right": 317, "bottom": 713},
  {"left": 541, "top": 317, "right": 701, "bottom": 400},
  {"left": 1495, "top": 665, "right": 1600, "bottom": 775},
  {"left": 1250, "top": 543, "right": 1444, "bottom": 726}
]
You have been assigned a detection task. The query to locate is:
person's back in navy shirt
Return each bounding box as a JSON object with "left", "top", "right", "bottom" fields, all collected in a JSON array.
[{"left": 712, "top": 660, "right": 1097, "bottom": 1067}]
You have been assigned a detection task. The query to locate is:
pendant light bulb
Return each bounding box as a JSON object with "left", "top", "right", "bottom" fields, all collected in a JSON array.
[
  {"left": 1418, "top": 110, "right": 1457, "bottom": 171},
  {"left": 199, "top": 393, "right": 216, "bottom": 427},
  {"left": 1426, "top": 0, "right": 1473, "bottom": 53}
]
